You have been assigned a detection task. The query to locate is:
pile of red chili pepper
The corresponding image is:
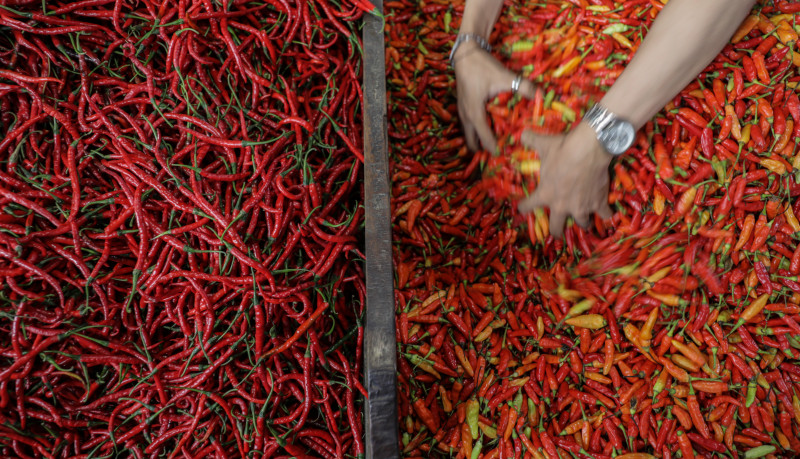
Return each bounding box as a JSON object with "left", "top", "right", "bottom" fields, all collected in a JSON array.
[
  {"left": 388, "top": 0, "right": 800, "bottom": 458},
  {"left": 0, "top": 0, "right": 369, "bottom": 456}
]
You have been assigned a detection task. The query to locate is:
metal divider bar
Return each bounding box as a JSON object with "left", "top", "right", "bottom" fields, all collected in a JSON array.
[{"left": 362, "top": 1, "right": 400, "bottom": 458}]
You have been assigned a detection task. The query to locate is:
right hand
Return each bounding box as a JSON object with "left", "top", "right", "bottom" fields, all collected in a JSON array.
[
  {"left": 454, "top": 44, "right": 536, "bottom": 153},
  {"left": 517, "top": 124, "right": 613, "bottom": 238}
]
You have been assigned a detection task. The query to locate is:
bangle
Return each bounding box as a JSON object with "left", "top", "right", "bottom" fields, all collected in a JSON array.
[{"left": 449, "top": 33, "right": 491, "bottom": 68}]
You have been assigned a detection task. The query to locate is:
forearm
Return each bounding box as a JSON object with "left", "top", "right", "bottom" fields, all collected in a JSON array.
[
  {"left": 600, "top": 0, "right": 756, "bottom": 130},
  {"left": 458, "top": 0, "right": 504, "bottom": 39}
]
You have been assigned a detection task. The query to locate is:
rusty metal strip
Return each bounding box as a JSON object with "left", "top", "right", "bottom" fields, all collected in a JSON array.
[{"left": 362, "top": 1, "right": 400, "bottom": 457}]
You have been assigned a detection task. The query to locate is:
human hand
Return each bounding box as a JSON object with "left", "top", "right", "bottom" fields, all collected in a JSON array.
[
  {"left": 454, "top": 46, "right": 536, "bottom": 152},
  {"left": 517, "top": 122, "right": 613, "bottom": 238}
]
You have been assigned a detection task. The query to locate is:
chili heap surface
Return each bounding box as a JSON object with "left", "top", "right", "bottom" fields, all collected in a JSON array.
[
  {"left": 0, "top": 0, "right": 368, "bottom": 457},
  {"left": 388, "top": 0, "right": 800, "bottom": 458}
]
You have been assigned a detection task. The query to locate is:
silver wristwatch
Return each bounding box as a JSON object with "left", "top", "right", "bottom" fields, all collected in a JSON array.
[{"left": 583, "top": 104, "right": 636, "bottom": 156}]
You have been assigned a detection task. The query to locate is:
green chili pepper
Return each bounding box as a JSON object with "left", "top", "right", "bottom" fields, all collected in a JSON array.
[
  {"left": 543, "top": 89, "right": 556, "bottom": 110},
  {"left": 602, "top": 23, "right": 630, "bottom": 35},
  {"left": 744, "top": 445, "right": 776, "bottom": 458},
  {"left": 466, "top": 399, "right": 480, "bottom": 440},
  {"left": 745, "top": 379, "right": 757, "bottom": 407},
  {"left": 711, "top": 159, "right": 728, "bottom": 184},
  {"left": 560, "top": 105, "right": 576, "bottom": 123},
  {"left": 511, "top": 40, "right": 536, "bottom": 53},
  {"left": 528, "top": 398, "right": 537, "bottom": 423},
  {"left": 470, "top": 439, "right": 483, "bottom": 459}
]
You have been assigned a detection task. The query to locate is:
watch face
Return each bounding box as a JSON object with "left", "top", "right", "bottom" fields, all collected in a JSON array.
[{"left": 599, "top": 119, "right": 636, "bottom": 156}]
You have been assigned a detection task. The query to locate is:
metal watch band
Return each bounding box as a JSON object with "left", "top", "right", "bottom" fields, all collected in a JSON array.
[
  {"left": 583, "top": 103, "right": 636, "bottom": 156},
  {"left": 449, "top": 33, "right": 491, "bottom": 67},
  {"left": 584, "top": 104, "right": 615, "bottom": 132}
]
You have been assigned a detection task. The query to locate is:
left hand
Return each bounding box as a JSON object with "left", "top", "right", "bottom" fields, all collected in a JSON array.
[
  {"left": 454, "top": 47, "right": 537, "bottom": 153},
  {"left": 517, "top": 122, "right": 613, "bottom": 237}
]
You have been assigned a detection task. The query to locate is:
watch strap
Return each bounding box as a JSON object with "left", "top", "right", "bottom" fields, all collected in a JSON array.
[
  {"left": 584, "top": 104, "right": 615, "bottom": 132},
  {"left": 583, "top": 103, "right": 634, "bottom": 156}
]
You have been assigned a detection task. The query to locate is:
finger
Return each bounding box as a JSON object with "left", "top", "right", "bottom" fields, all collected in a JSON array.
[
  {"left": 518, "top": 191, "right": 546, "bottom": 214},
  {"left": 463, "top": 124, "right": 479, "bottom": 152},
  {"left": 573, "top": 213, "right": 591, "bottom": 229},
  {"left": 459, "top": 106, "right": 480, "bottom": 152},
  {"left": 520, "top": 130, "right": 555, "bottom": 157},
  {"left": 596, "top": 203, "right": 613, "bottom": 220},
  {"left": 516, "top": 77, "right": 537, "bottom": 99},
  {"left": 471, "top": 111, "right": 497, "bottom": 153},
  {"left": 491, "top": 71, "right": 537, "bottom": 100},
  {"left": 549, "top": 211, "right": 568, "bottom": 238}
]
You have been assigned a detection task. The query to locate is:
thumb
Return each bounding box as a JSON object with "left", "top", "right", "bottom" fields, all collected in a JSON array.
[{"left": 520, "top": 129, "right": 558, "bottom": 158}]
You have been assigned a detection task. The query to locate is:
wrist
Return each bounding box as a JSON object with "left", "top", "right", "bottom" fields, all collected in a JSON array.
[
  {"left": 450, "top": 33, "right": 491, "bottom": 67},
  {"left": 574, "top": 122, "right": 613, "bottom": 164},
  {"left": 452, "top": 41, "right": 481, "bottom": 67},
  {"left": 599, "top": 94, "right": 648, "bottom": 131},
  {"left": 458, "top": 16, "right": 493, "bottom": 39},
  {"left": 457, "top": 0, "right": 504, "bottom": 53}
]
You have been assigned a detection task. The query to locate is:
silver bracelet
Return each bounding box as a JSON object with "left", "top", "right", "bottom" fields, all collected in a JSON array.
[{"left": 449, "top": 33, "right": 491, "bottom": 67}]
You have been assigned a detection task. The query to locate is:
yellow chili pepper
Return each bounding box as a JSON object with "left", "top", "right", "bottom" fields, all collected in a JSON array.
[
  {"left": 612, "top": 32, "right": 633, "bottom": 49},
  {"left": 671, "top": 339, "right": 707, "bottom": 366},
  {"left": 653, "top": 188, "right": 665, "bottom": 215},
  {"left": 647, "top": 291, "right": 681, "bottom": 307},
  {"left": 741, "top": 123, "right": 752, "bottom": 144},
  {"left": 646, "top": 266, "right": 672, "bottom": 284},
  {"left": 552, "top": 56, "right": 581, "bottom": 78},
  {"left": 760, "top": 158, "right": 787, "bottom": 175},
  {"left": 785, "top": 205, "right": 800, "bottom": 233},
  {"left": 565, "top": 314, "right": 606, "bottom": 329},
  {"left": 730, "top": 293, "right": 770, "bottom": 334},
  {"left": 726, "top": 105, "right": 742, "bottom": 141},
  {"left": 639, "top": 307, "right": 659, "bottom": 350},
  {"left": 566, "top": 298, "right": 596, "bottom": 318}
]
